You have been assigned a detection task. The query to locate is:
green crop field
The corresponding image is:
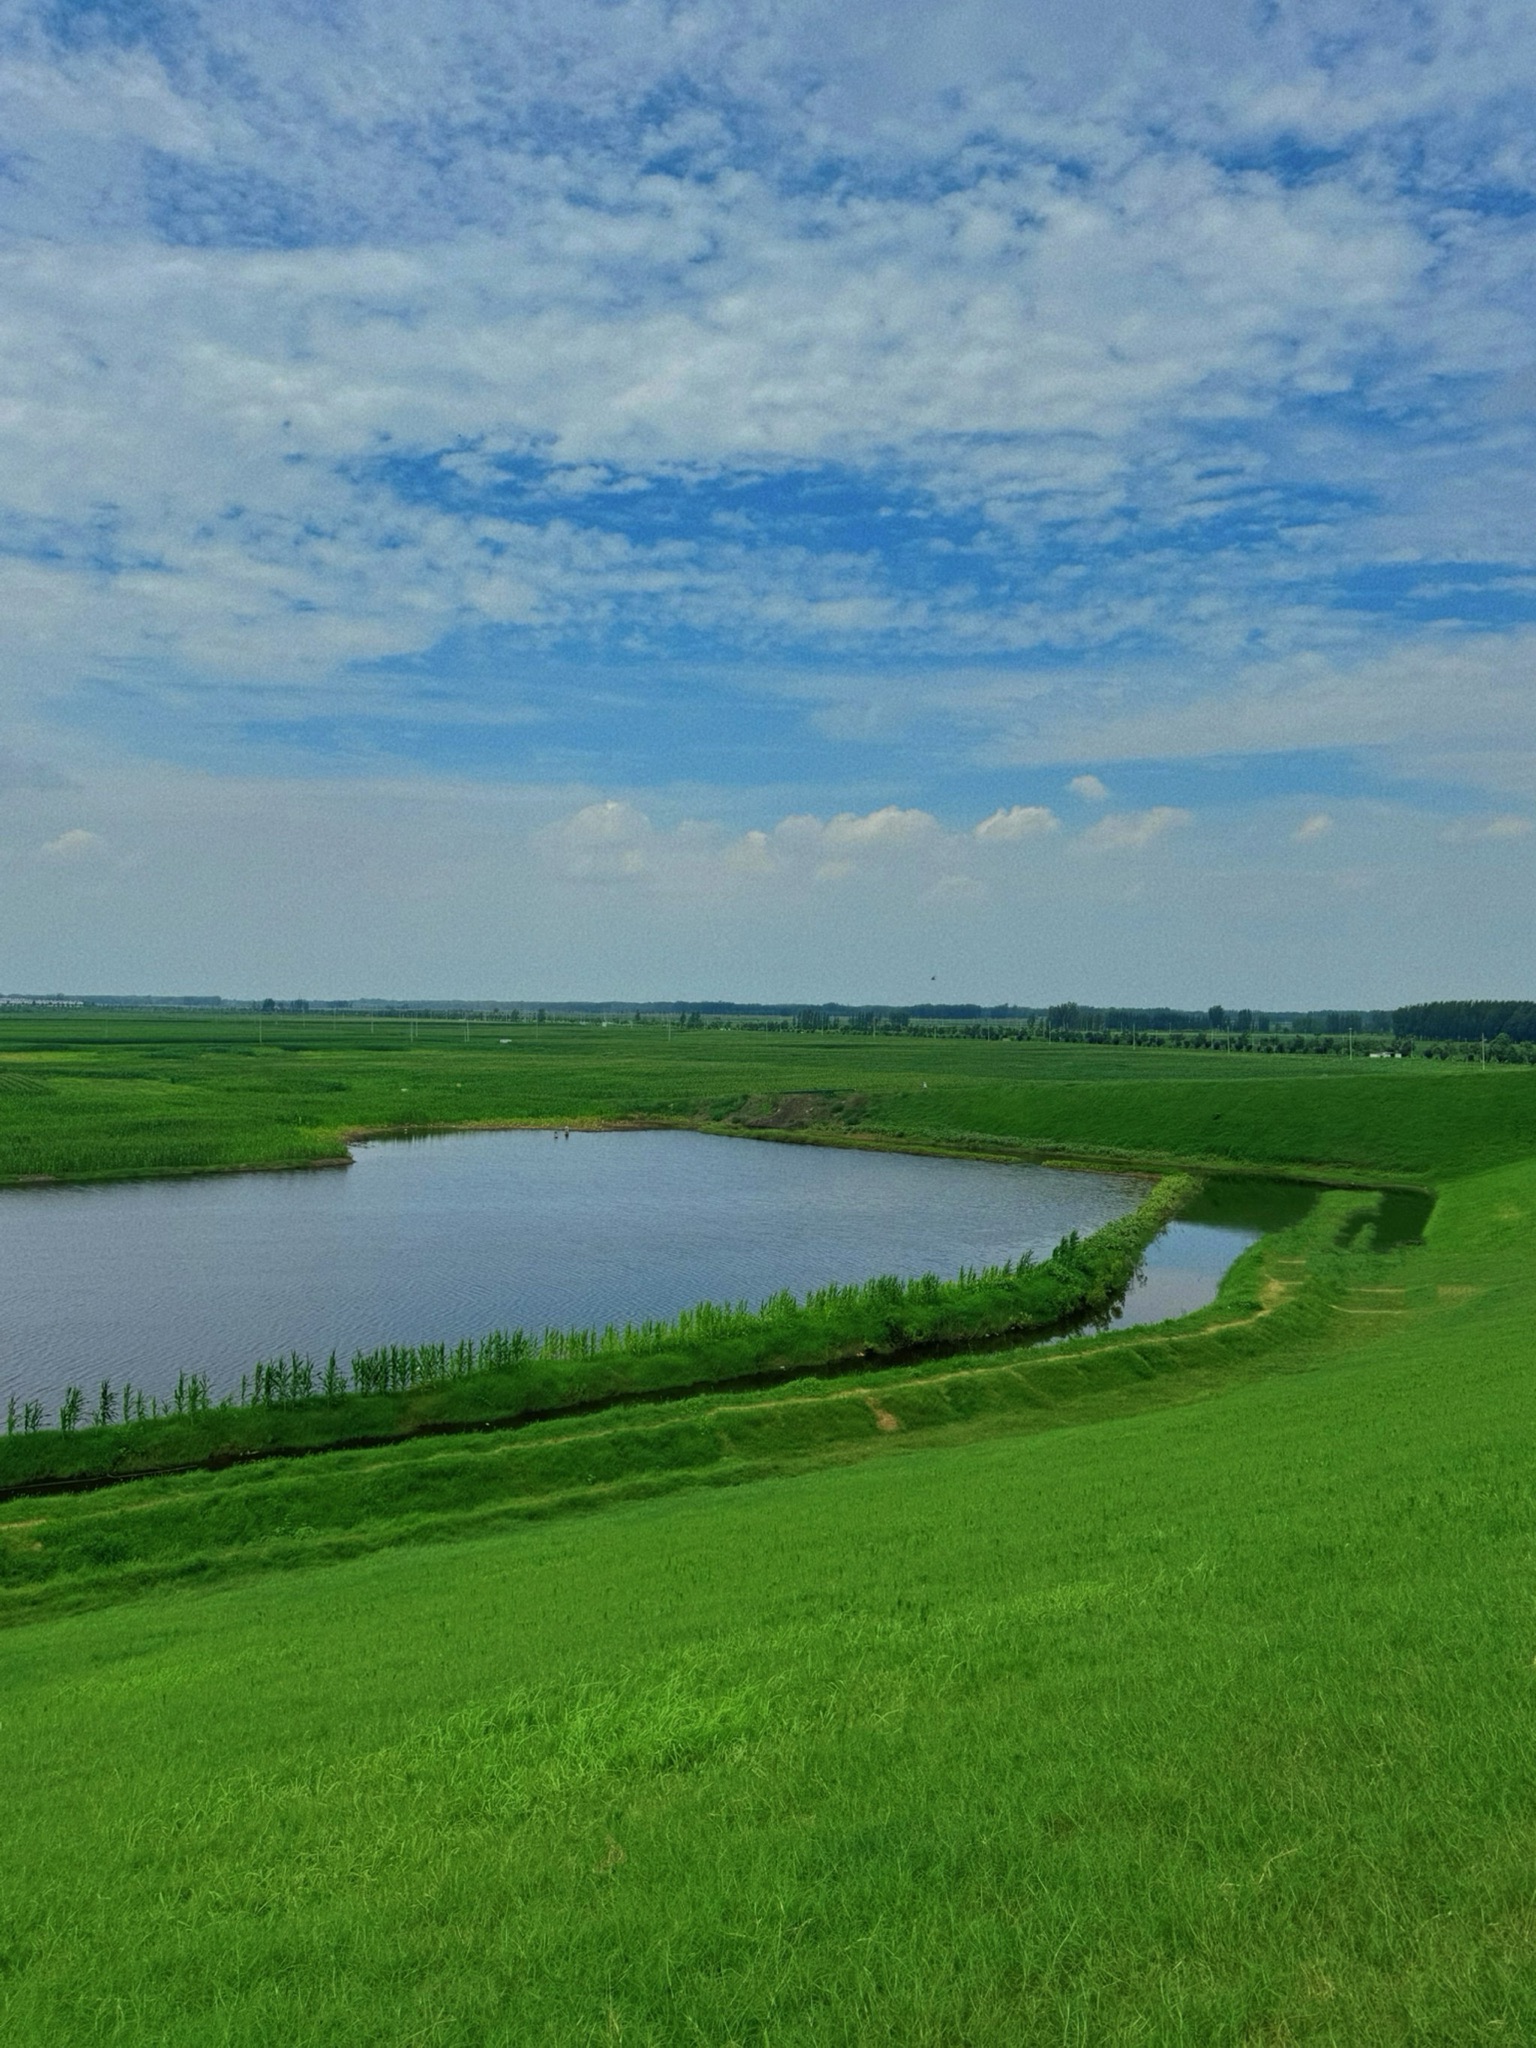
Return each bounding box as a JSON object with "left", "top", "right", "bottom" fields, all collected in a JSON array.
[{"left": 2, "top": 1014, "right": 1534, "bottom": 2043}]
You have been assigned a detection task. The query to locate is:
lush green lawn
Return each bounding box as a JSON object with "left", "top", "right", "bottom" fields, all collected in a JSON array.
[{"left": 2, "top": 1019, "right": 1535, "bottom": 2042}]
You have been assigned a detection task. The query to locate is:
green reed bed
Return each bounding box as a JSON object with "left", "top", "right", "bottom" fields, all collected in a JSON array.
[{"left": 0, "top": 1175, "right": 1193, "bottom": 1496}]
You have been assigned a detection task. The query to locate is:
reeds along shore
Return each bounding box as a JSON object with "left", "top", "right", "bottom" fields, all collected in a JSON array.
[{"left": 0, "top": 1176, "right": 1195, "bottom": 1492}]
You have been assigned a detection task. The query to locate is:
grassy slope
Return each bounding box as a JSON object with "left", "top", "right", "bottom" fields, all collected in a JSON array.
[
  {"left": 869, "top": 1064, "right": 1536, "bottom": 1178},
  {"left": 3, "top": 1166, "right": 1533, "bottom": 2043},
  {"left": 3, "top": 1021, "right": 1535, "bottom": 2042}
]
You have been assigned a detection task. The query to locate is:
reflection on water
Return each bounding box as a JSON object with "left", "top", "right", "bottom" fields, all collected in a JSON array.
[
  {"left": 0, "top": 1134, "right": 1306, "bottom": 1412},
  {"left": 1104, "top": 1177, "right": 1317, "bottom": 1333}
]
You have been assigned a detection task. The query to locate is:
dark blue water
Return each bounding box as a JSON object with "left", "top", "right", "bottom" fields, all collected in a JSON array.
[{"left": 0, "top": 1130, "right": 1272, "bottom": 1413}]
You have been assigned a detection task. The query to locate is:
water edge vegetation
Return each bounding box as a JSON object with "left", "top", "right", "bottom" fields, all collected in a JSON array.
[{"left": 0, "top": 1174, "right": 1191, "bottom": 1494}]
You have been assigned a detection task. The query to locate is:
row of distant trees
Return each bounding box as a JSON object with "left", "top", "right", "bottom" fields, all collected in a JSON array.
[
  {"left": 1391, "top": 1001, "right": 1536, "bottom": 1043},
  {"left": 47, "top": 993, "right": 1536, "bottom": 1047}
]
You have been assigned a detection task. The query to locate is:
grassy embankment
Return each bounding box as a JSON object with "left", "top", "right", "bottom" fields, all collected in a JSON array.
[{"left": 3, "top": 1017, "right": 1536, "bottom": 2041}]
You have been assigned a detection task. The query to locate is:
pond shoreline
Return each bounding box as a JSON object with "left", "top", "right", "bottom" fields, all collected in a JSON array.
[{"left": 0, "top": 1170, "right": 1197, "bottom": 1500}]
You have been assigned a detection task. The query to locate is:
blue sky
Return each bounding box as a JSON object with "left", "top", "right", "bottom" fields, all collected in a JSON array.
[{"left": 1, "top": 0, "right": 1534, "bottom": 1002}]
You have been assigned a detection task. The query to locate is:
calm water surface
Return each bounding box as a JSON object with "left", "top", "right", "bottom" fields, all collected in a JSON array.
[{"left": 0, "top": 1130, "right": 1283, "bottom": 1412}]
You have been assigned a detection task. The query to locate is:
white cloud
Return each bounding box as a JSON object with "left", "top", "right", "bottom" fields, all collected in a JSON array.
[
  {"left": 538, "top": 800, "right": 953, "bottom": 895},
  {"left": 995, "top": 634, "right": 1536, "bottom": 786},
  {"left": 815, "top": 806, "right": 940, "bottom": 850},
  {"left": 1293, "top": 812, "right": 1333, "bottom": 842},
  {"left": 974, "top": 805, "right": 1060, "bottom": 841},
  {"left": 38, "top": 827, "right": 99, "bottom": 858},
  {"left": 0, "top": 6, "right": 1518, "bottom": 749},
  {"left": 769, "top": 807, "right": 944, "bottom": 883},
  {"left": 540, "top": 800, "right": 655, "bottom": 883},
  {"left": 1439, "top": 813, "right": 1535, "bottom": 843},
  {"left": 525, "top": 792, "right": 1171, "bottom": 889},
  {"left": 1077, "top": 807, "right": 1191, "bottom": 853},
  {"left": 0, "top": 0, "right": 1531, "bottom": 997}
]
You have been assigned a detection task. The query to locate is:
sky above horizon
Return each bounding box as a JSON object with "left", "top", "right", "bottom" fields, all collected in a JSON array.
[{"left": 2, "top": 0, "right": 1534, "bottom": 1004}]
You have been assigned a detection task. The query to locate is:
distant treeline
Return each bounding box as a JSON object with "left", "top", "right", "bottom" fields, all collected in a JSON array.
[
  {"left": 5, "top": 995, "right": 1396, "bottom": 1029},
  {"left": 1391, "top": 1001, "right": 1536, "bottom": 1043},
  {"left": 15, "top": 996, "right": 1532, "bottom": 1047},
  {"left": 1037, "top": 1004, "right": 1394, "bottom": 1036}
]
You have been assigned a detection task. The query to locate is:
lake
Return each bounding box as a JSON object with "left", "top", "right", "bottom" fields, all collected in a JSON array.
[{"left": 0, "top": 1130, "right": 1292, "bottom": 1415}]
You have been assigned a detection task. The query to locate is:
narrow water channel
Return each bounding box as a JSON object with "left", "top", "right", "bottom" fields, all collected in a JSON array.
[{"left": 0, "top": 1131, "right": 1298, "bottom": 1415}]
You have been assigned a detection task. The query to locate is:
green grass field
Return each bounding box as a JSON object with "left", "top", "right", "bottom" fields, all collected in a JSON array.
[
  {"left": 1, "top": 1008, "right": 1530, "bottom": 1186},
  {"left": 2, "top": 1016, "right": 1534, "bottom": 2043}
]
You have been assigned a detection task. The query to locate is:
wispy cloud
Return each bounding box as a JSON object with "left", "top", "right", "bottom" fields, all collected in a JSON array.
[
  {"left": 0, "top": 2, "right": 1532, "bottom": 990},
  {"left": 974, "top": 805, "right": 1059, "bottom": 842},
  {"left": 1077, "top": 807, "right": 1192, "bottom": 854},
  {"left": 1439, "top": 813, "right": 1535, "bottom": 843},
  {"left": 539, "top": 796, "right": 1093, "bottom": 897},
  {"left": 0, "top": 8, "right": 1531, "bottom": 735},
  {"left": 38, "top": 827, "right": 98, "bottom": 857}
]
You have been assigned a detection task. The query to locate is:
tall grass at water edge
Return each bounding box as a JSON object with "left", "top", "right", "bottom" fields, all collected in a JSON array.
[
  {"left": 0, "top": 1186, "right": 1377, "bottom": 1625},
  {"left": 0, "top": 1176, "right": 1193, "bottom": 1494}
]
